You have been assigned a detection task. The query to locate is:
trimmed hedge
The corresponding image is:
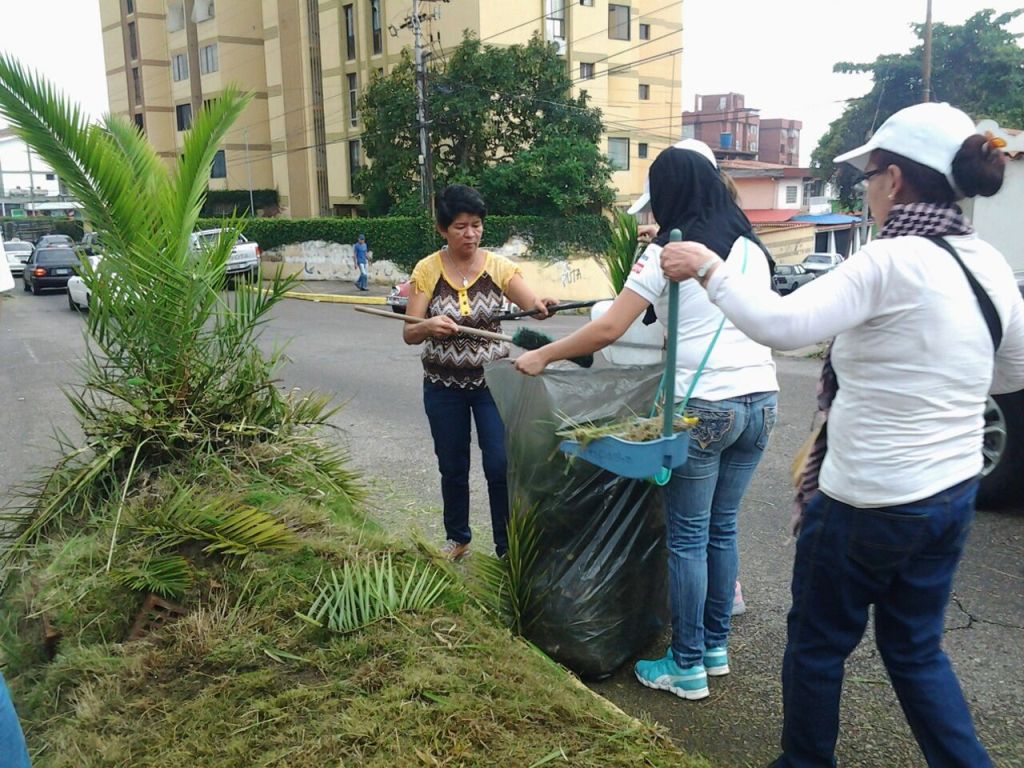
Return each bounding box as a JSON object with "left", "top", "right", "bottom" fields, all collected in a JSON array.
[
  {"left": 196, "top": 215, "right": 610, "bottom": 272},
  {"left": 1, "top": 217, "right": 84, "bottom": 242}
]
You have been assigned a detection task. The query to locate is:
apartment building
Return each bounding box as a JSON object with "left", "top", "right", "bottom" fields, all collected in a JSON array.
[
  {"left": 99, "top": 0, "right": 683, "bottom": 217},
  {"left": 758, "top": 118, "right": 802, "bottom": 166},
  {"left": 681, "top": 92, "right": 804, "bottom": 167}
]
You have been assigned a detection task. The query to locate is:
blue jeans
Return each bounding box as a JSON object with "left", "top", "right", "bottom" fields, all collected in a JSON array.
[
  {"left": 0, "top": 674, "right": 30, "bottom": 767},
  {"left": 355, "top": 262, "right": 368, "bottom": 290},
  {"left": 664, "top": 391, "right": 777, "bottom": 668},
  {"left": 423, "top": 382, "right": 509, "bottom": 555},
  {"left": 778, "top": 478, "right": 991, "bottom": 768}
]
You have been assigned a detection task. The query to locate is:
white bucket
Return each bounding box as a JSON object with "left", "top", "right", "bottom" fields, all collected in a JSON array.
[{"left": 590, "top": 300, "right": 664, "bottom": 365}]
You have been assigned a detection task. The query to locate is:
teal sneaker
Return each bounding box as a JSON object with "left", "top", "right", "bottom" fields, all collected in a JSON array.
[
  {"left": 704, "top": 646, "right": 730, "bottom": 677},
  {"left": 634, "top": 651, "right": 709, "bottom": 700}
]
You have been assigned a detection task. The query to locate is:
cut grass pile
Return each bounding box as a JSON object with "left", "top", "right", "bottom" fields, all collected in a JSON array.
[{"left": 1, "top": 468, "right": 704, "bottom": 768}]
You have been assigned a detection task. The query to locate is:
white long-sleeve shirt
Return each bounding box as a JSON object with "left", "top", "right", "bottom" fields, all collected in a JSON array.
[
  {"left": 626, "top": 237, "right": 778, "bottom": 401},
  {"left": 706, "top": 233, "right": 1024, "bottom": 507}
]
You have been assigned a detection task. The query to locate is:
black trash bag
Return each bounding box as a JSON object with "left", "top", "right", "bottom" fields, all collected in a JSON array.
[{"left": 486, "top": 360, "right": 669, "bottom": 680}]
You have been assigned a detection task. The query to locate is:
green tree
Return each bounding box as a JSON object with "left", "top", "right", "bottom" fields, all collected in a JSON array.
[
  {"left": 814, "top": 8, "right": 1024, "bottom": 205},
  {"left": 356, "top": 34, "right": 614, "bottom": 216}
]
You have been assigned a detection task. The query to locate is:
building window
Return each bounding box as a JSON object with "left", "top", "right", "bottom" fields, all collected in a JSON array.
[
  {"left": 172, "top": 53, "right": 189, "bottom": 82},
  {"left": 175, "top": 103, "right": 192, "bottom": 131},
  {"left": 608, "top": 4, "right": 630, "bottom": 41},
  {"left": 348, "top": 139, "right": 361, "bottom": 192},
  {"left": 210, "top": 149, "right": 226, "bottom": 179},
  {"left": 548, "top": 0, "right": 566, "bottom": 39},
  {"left": 125, "top": 0, "right": 134, "bottom": 12},
  {"left": 199, "top": 43, "right": 219, "bottom": 74},
  {"left": 134, "top": 113, "right": 145, "bottom": 132},
  {"left": 344, "top": 4, "right": 356, "bottom": 60},
  {"left": 638, "top": 83, "right": 650, "bottom": 100},
  {"left": 580, "top": 0, "right": 593, "bottom": 5},
  {"left": 192, "top": 0, "right": 215, "bottom": 22},
  {"left": 371, "top": 0, "right": 383, "bottom": 55},
  {"left": 167, "top": 2, "right": 185, "bottom": 31},
  {"left": 785, "top": 185, "right": 798, "bottom": 204},
  {"left": 638, "top": 142, "right": 648, "bottom": 159},
  {"left": 579, "top": 62, "right": 594, "bottom": 79},
  {"left": 607, "top": 137, "right": 629, "bottom": 171},
  {"left": 639, "top": 23, "right": 650, "bottom": 40},
  {"left": 347, "top": 73, "right": 358, "bottom": 126},
  {"left": 377, "top": 67, "right": 384, "bottom": 79},
  {"left": 131, "top": 67, "right": 142, "bottom": 102},
  {"left": 128, "top": 22, "right": 138, "bottom": 60}
]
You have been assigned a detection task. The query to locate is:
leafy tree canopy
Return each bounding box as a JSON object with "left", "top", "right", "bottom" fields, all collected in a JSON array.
[
  {"left": 813, "top": 8, "right": 1024, "bottom": 206},
  {"left": 356, "top": 34, "right": 615, "bottom": 216}
]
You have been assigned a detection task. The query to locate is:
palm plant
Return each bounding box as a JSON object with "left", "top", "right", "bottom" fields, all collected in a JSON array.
[
  {"left": 601, "top": 211, "right": 641, "bottom": 294},
  {"left": 0, "top": 57, "right": 356, "bottom": 558}
]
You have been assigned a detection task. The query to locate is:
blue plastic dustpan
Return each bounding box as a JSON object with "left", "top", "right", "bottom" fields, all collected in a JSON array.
[
  {"left": 560, "top": 431, "right": 690, "bottom": 480},
  {"left": 560, "top": 228, "right": 689, "bottom": 480}
]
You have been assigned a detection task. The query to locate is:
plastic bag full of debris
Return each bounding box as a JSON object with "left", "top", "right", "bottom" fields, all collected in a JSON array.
[{"left": 486, "top": 360, "right": 668, "bottom": 680}]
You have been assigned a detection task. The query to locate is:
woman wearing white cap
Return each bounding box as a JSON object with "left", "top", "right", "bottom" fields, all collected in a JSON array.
[
  {"left": 660, "top": 102, "right": 1024, "bottom": 767},
  {"left": 516, "top": 140, "right": 779, "bottom": 702}
]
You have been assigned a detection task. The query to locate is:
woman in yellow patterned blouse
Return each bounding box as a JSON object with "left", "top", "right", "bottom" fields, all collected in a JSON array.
[{"left": 404, "top": 185, "right": 552, "bottom": 560}]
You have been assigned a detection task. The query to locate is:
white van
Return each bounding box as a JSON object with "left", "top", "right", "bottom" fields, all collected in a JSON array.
[{"left": 0, "top": 235, "right": 15, "bottom": 294}]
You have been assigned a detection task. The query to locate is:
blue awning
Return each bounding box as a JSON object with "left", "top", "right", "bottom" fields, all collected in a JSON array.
[{"left": 790, "top": 213, "right": 862, "bottom": 225}]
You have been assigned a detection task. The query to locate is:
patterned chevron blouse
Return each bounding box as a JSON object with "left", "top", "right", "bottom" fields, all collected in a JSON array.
[{"left": 409, "top": 249, "right": 522, "bottom": 389}]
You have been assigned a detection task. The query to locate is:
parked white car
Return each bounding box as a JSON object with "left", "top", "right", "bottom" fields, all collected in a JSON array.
[
  {"left": 189, "top": 229, "right": 261, "bottom": 286},
  {"left": 801, "top": 252, "right": 844, "bottom": 274},
  {"left": 67, "top": 255, "right": 101, "bottom": 311}
]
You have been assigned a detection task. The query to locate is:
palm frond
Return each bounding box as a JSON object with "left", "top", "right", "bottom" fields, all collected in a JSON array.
[
  {"left": 301, "top": 555, "right": 451, "bottom": 634},
  {"left": 111, "top": 553, "right": 193, "bottom": 600},
  {"left": 132, "top": 484, "right": 298, "bottom": 557}
]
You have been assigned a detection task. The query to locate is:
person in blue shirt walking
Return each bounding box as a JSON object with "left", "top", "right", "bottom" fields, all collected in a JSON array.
[{"left": 353, "top": 234, "right": 370, "bottom": 291}]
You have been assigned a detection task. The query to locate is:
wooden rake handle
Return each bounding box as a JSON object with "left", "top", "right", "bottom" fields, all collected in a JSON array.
[{"left": 353, "top": 305, "right": 513, "bottom": 342}]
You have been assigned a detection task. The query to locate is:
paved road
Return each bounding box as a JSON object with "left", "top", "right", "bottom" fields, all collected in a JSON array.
[{"left": 1, "top": 286, "right": 1022, "bottom": 767}]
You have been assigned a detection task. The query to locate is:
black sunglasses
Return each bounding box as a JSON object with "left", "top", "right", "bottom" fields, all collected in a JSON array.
[{"left": 854, "top": 168, "right": 885, "bottom": 184}]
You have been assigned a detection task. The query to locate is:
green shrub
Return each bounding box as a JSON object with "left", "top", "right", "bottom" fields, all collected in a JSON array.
[{"left": 197, "top": 214, "right": 611, "bottom": 271}]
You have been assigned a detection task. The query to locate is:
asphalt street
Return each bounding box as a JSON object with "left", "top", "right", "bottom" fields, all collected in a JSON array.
[{"left": 1, "top": 285, "right": 1022, "bottom": 767}]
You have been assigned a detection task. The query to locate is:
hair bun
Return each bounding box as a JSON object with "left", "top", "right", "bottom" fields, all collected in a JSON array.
[{"left": 952, "top": 134, "right": 1006, "bottom": 198}]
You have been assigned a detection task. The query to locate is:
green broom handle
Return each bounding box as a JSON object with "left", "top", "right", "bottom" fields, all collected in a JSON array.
[{"left": 662, "top": 229, "right": 682, "bottom": 441}]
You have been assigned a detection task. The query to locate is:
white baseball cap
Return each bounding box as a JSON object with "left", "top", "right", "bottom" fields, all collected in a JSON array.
[
  {"left": 627, "top": 139, "right": 718, "bottom": 215},
  {"left": 833, "top": 102, "right": 977, "bottom": 194}
]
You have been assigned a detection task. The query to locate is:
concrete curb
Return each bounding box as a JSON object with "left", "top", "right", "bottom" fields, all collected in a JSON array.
[
  {"left": 281, "top": 290, "right": 386, "bottom": 305},
  {"left": 241, "top": 284, "right": 388, "bottom": 305}
]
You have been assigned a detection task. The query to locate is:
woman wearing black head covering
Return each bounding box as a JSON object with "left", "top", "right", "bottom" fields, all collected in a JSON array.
[{"left": 516, "top": 142, "right": 779, "bottom": 701}]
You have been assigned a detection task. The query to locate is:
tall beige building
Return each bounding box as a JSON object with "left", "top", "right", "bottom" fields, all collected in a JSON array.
[{"left": 99, "top": 0, "right": 683, "bottom": 217}]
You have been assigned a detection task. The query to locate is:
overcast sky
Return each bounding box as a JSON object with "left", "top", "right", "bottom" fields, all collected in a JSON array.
[{"left": 0, "top": 1, "right": 1021, "bottom": 167}]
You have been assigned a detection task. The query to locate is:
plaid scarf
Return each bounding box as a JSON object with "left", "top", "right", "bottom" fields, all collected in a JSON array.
[{"left": 790, "top": 201, "right": 973, "bottom": 535}]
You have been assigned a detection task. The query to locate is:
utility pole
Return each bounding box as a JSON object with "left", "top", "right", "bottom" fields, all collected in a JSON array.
[
  {"left": 26, "top": 145, "right": 35, "bottom": 214},
  {"left": 922, "top": 0, "right": 933, "bottom": 103},
  {"left": 402, "top": 0, "right": 447, "bottom": 213},
  {"left": 244, "top": 127, "right": 255, "bottom": 216},
  {"left": 412, "top": 0, "right": 431, "bottom": 211}
]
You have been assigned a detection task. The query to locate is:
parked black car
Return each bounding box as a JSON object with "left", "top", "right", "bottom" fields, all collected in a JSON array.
[{"left": 23, "top": 247, "right": 79, "bottom": 294}]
